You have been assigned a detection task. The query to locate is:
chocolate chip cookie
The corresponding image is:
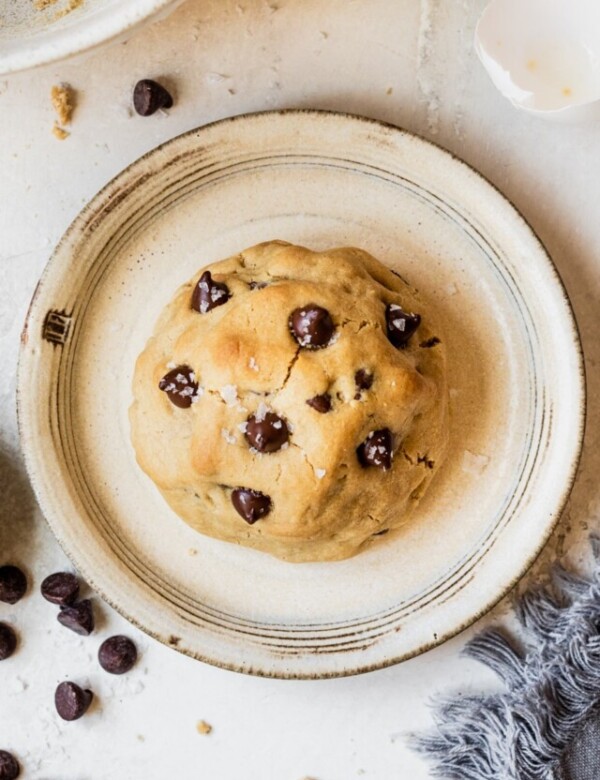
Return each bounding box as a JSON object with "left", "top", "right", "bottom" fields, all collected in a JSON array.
[{"left": 130, "top": 241, "right": 448, "bottom": 562}]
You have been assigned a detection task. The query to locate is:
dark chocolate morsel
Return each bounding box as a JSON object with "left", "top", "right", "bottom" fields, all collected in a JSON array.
[
  {"left": 245, "top": 411, "right": 289, "bottom": 453},
  {"left": 357, "top": 428, "right": 394, "bottom": 471},
  {"left": 158, "top": 365, "right": 199, "bottom": 409},
  {"left": 40, "top": 572, "right": 79, "bottom": 606},
  {"left": 98, "top": 636, "right": 138, "bottom": 675},
  {"left": 57, "top": 600, "right": 94, "bottom": 636},
  {"left": 385, "top": 304, "right": 421, "bottom": 348},
  {"left": 0, "top": 750, "right": 20, "bottom": 780},
  {"left": 289, "top": 305, "right": 335, "bottom": 349},
  {"left": 231, "top": 488, "right": 272, "bottom": 524},
  {"left": 191, "top": 270, "right": 231, "bottom": 314},
  {"left": 0, "top": 566, "right": 27, "bottom": 605},
  {"left": 306, "top": 393, "right": 332, "bottom": 414},
  {"left": 354, "top": 369, "right": 374, "bottom": 399},
  {"left": 0, "top": 623, "right": 17, "bottom": 661},
  {"left": 133, "top": 79, "right": 173, "bottom": 116},
  {"left": 419, "top": 337, "right": 441, "bottom": 348},
  {"left": 54, "top": 681, "right": 93, "bottom": 721}
]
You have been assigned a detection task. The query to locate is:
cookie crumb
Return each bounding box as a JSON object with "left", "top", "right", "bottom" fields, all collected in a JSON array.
[
  {"left": 52, "top": 123, "right": 70, "bottom": 140},
  {"left": 188, "top": 548, "right": 198, "bottom": 556},
  {"left": 51, "top": 84, "right": 75, "bottom": 125},
  {"left": 196, "top": 720, "right": 212, "bottom": 735},
  {"left": 35, "top": 0, "right": 59, "bottom": 9}
]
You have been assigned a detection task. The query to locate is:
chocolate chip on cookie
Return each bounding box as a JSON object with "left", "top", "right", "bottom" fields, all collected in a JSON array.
[
  {"left": 0, "top": 566, "right": 27, "bottom": 605},
  {"left": 385, "top": 304, "right": 421, "bottom": 348},
  {"left": 289, "top": 305, "right": 335, "bottom": 349},
  {"left": 192, "top": 271, "right": 231, "bottom": 314},
  {"left": 0, "top": 623, "right": 17, "bottom": 661},
  {"left": 245, "top": 409, "right": 289, "bottom": 453},
  {"left": 0, "top": 750, "right": 20, "bottom": 780},
  {"left": 231, "top": 488, "right": 272, "bottom": 524},
  {"left": 158, "top": 366, "right": 199, "bottom": 408},
  {"left": 306, "top": 393, "right": 332, "bottom": 413},
  {"left": 354, "top": 369, "right": 374, "bottom": 399},
  {"left": 357, "top": 428, "right": 394, "bottom": 470},
  {"left": 41, "top": 572, "right": 79, "bottom": 606},
  {"left": 54, "top": 681, "right": 93, "bottom": 721}
]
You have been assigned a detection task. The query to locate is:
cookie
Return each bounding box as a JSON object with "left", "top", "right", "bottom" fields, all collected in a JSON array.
[{"left": 130, "top": 241, "right": 448, "bottom": 562}]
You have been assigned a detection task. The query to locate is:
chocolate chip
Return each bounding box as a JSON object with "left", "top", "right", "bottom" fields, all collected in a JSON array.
[
  {"left": 231, "top": 488, "right": 272, "bottom": 524},
  {"left": 57, "top": 600, "right": 94, "bottom": 636},
  {"left": 306, "top": 393, "right": 332, "bottom": 413},
  {"left": 133, "top": 79, "right": 173, "bottom": 116},
  {"left": 419, "top": 337, "right": 441, "bottom": 348},
  {"left": 245, "top": 411, "right": 289, "bottom": 453},
  {"left": 40, "top": 572, "right": 79, "bottom": 606},
  {"left": 0, "top": 623, "right": 17, "bottom": 661},
  {"left": 191, "top": 270, "right": 231, "bottom": 314},
  {"left": 289, "top": 305, "right": 335, "bottom": 349},
  {"left": 158, "top": 365, "right": 199, "bottom": 409},
  {"left": 357, "top": 428, "right": 394, "bottom": 470},
  {"left": 54, "top": 681, "right": 93, "bottom": 721},
  {"left": 249, "top": 280, "right": 268, "bottom": 290},
  {"left": 354, "top": 369, "right": 374, "bottom": 399},
  {"left": 0, "top": 751, "right": 20, "bottom": 780},
  {"left": 0, "top": 566, "right": 26, "bottom": 605},
  {"left": 98, "top": 635, "right": 138, "bottom": 675},
  {"left": 385, "top": 304, "right": 421, "bottom": 348}
]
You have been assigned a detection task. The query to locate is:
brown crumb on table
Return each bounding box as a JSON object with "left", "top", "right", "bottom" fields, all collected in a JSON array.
[
  {"left": 52, "top": 123, "right": 70, "bottom": 140},
  {"left": 35, "top": 0, "right": 59, "bottom": 9},
  {"left": 51, "top": 84, "right": 74, "bottom": 125},
  {"left": 196, "top": 720, "right": 212, "bottom": 735}
]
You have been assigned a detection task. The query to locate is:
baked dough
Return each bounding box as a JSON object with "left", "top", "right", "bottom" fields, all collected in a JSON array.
[{"left": 130, "top": 241, "right": 448, "bottom": 562}]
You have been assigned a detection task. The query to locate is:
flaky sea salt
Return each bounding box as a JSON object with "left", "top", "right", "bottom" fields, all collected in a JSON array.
[
  {"left": 255, "top": 402, "right": 269, "bottom": 422},
  {"left": 248, "top": 357, "right": 259, "bottom": 372},
  {"left": 219, "top": 385, "right": 238, "bottom": 406},
  {"left": 237, "top": 422, "right": 248, "bottom": 433},
  {"left": 221, "top": 429, "right": 237, "bottom": 445},
  {"left": 315, "top": 468, "right": 326, "bottom": 479},
  {"left": 166, "top": 361, "right": 176, "bottom": 369}
]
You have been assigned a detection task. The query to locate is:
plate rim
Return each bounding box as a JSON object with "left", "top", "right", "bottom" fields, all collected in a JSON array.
[{"left": 17, "top": 109, "right": 587, "bottom": 678}]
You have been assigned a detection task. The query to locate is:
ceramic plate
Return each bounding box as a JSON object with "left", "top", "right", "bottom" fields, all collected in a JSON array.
[{"left": 18, "top": 111, "right": 585, "bottom": 678}]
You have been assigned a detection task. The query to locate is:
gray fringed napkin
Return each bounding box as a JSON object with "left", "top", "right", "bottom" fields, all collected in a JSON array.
[{"left": 413, "top": 537, "right": 600, "bottom": 780}]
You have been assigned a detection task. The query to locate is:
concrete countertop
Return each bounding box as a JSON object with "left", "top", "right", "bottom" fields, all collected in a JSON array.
[{"left": 1, "top": 1, "right": 598, "bottom": 777}]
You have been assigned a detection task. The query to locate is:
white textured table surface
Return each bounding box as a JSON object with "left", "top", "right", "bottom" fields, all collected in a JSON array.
[{"left": 1, "top": 1, "right": 599, "bottom": 778}]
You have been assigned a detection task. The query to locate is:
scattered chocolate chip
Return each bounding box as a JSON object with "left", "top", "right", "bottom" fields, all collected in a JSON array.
[
  {"left": 133, "top": 79, "right": 173, "bottom": 116},
  {"left": 98, "top": 635, "right": 138, "bottom": 675},
  {"left": 191, "top": 270, "right": 231, "bottom": 314},
  {"left": 0, "top": 623, "right": 17, "bottom": 661},
  {"left": 245, "top": 411, "right": 289, "bottom": 453},
  {"left": 357, "top": 428, "right": 394, "bottom": 471},
  {"left": 306, "top": 393, "right": 332, "bottom": 413},
  {"left": 40, "top": 572, "right": 80, "bottom": 606},
  {"left": 385, "top": 304, "right": 421, "bottom": 348},
  {"left": 158, "top": 365, "right": 199, "bottom": 408},
  {"left": 249, "top": 280, "right": 268, "bottom": 290},
  {"left": 419, "top": 336, "right": 441, "bottom": 348},
  {"left": 0, "top": 566, "right": 27, "bottom": 605},
  {"left": 289, "top": 305, "right": 335, "bottom": 349},
  {"left": 57, "top": 600, "right": 94, "bottom": 636},
  {"left": 0, "top": 750, "right": 20, "bottom": 780},
  {"left": 231, "top": 488, "right": 272, "bottom": 524},
  {"left": 54, "top": 681, "right": 93, "bottom": 721},
  {"left": 354, "top": 369, "right": 374, "bottom": 398}
]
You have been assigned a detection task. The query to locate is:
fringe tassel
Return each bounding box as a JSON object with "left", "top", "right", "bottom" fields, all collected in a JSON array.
[{"left": 411, "top": 537, "right": 600, "bottom": 780}]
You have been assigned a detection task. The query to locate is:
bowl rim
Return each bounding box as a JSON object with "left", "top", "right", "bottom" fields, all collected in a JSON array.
[
  {"left": 17, "top": 109, "right": 587, "bottom": 678},
  {"left": 0, "top": 0, "right": 183, "bottom": 76}
]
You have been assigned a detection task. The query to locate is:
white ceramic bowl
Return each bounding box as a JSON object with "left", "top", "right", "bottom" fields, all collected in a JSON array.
[
  {"left": 0, "top": 0, "right": 184, "bottom": 76},
  {"left": 475, "top": 0, "right": 600, "bottom": 121}
]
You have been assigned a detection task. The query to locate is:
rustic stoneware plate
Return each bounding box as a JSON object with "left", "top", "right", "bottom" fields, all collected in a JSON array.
[{"left": 18, "top": 110, "right": 585, "bottom": 678}]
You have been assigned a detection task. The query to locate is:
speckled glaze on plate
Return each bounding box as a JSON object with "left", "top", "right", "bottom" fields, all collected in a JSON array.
[{"left": 18, "top": 110, "right": 585, "bottom": 678}]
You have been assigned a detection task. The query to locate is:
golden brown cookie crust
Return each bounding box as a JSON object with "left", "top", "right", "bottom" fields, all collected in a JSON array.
[{"left": 130, "top": 241, "right": 448, "bottom": 562}]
